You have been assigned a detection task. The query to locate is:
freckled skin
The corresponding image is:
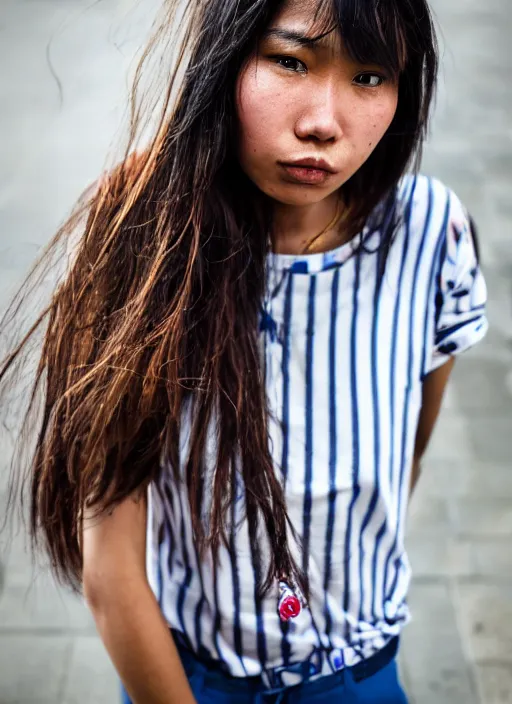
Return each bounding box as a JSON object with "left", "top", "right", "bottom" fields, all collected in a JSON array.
[{"left": 235, "top": 2, "right": 399, "bottom": 221}]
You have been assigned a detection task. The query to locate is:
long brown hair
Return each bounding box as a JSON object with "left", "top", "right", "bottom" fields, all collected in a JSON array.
[{"left": 1, "top": 0, "right": 438, "bottom": 598}]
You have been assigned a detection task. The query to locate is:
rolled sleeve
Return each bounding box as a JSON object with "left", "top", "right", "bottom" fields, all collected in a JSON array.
[{"left": 428, "top": 192, "right": 488, "bottom": 373}]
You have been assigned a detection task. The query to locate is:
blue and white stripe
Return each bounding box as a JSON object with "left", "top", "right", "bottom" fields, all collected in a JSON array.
[{"left": 146, "top": 174, "right": 487, "bottom": 683}]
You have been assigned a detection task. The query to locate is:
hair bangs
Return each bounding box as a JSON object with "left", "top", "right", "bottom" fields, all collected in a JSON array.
[{"left": 310, "top": 0, "right": 409, "bottom": 77}]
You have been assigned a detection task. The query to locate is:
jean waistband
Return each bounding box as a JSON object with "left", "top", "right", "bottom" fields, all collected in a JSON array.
[{"left": 172, "top": 629, "right": 399, "bottom": 693}]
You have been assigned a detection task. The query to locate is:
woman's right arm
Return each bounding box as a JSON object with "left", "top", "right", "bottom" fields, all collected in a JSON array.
[{"left": 82, "top": 490, "right": 196, "bottom": 704}]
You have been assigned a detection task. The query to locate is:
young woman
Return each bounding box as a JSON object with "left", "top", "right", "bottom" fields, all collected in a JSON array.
[{"left": 1, "top": 0, "right": 487, "bottom": 702}]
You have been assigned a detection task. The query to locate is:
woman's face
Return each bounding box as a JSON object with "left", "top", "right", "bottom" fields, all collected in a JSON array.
[{"left": 236, "top": 1, "right": 399, "bottom": 207}]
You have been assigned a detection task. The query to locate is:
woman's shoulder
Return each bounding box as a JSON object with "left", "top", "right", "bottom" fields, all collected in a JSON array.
[
  {"left": 397, "top": 172, "right": 470, "bottom": 228},
  {"left": 395, "top": 172, "right": 474, "bottom": 254}
]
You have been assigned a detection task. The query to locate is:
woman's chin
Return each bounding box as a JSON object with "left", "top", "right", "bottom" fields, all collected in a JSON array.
[{"left": 260, "top": 183, "right": 339, "bottom": 207}]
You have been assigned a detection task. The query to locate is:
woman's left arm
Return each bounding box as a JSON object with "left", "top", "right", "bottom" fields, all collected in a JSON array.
[{"left": 410, "top": 357, "right": 456, "bottom": 494}]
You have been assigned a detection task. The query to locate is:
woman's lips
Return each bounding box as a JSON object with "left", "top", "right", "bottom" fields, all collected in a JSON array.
[{"left": 279, "top": 164, "right": 333, "bottom": 185}]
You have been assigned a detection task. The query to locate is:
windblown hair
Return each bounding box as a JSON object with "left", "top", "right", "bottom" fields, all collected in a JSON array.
[{"left": 0, "top": 0, "right": 438, "bottom": 598}]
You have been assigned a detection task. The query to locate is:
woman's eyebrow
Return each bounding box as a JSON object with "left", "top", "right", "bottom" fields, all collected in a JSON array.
[{"left": 262, "top": 27, "right": 327, "bottom": 49}]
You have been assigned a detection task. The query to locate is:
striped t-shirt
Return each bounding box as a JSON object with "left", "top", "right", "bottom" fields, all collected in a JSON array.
[{"left": 145, "top": 174, "right": 487, "bottom": 688}]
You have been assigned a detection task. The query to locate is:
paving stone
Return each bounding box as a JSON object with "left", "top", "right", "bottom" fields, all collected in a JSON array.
[
  {"left": 418, "top": 460, "right": 512, "bottom": 499},
  {"left": 397, "top": 656, "right": 414, "bottom": 703},
  {"left": 437, "top": 0, "right": 512, "bottom": 18},
  {"left": 3, "top": 528, "right": 53, "bottom": 582},
  {"left": 461, "top": 327, "right": 512, "bottom": 366},
  {"left": 406, "top": 536, "right": 475, "bottom": 579},
  {"left": 463, "top": 418, "right": 512, "bottom": 465},
  {"left": 451, "top": 357, "right": 512, "bottom": 412},
  {"left": 451, "top": 499, "right": 512, "bottom": 538},
  {"left": 454, "top": 583, "right": 512, "bottom": 664},
  {"left": 425, "top": 415, "right": 474, "bottom": 463},
  {"left": 0, "top": 567, "right": 95, "bottom": 633},
  {"left": 401, "top": 582, "right": 479, "bottom": 704},
  {"left": 473, "top": 540, "right": 512, "bottom": 579},
  {"left": 0, "top": 634, "right": 72, "bottom": 704},
  {"left": 475, "top": 664, "right": 512, "bottom": 704},
  {"left": 490, "top": 187, "right": 512, "bottom": 223},
  {"left": 0, "top": 559, "right": 5, "bottom": 600},
  {"left": 61, "top": 637, "right": 119, "bottom": 704},
  {"left": 407, "top": 495, "right": 451, "bottom": 537},
  {"left": 486, "top": 279, "right": 512, "bottom": 332},
  {"left": 438, "top": 380, "right": 458, "bottom": 412}
]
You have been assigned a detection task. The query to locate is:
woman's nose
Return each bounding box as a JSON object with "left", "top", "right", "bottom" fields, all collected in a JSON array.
[{"left": 294, "top": 83, "right": 343, "bottom": 143}]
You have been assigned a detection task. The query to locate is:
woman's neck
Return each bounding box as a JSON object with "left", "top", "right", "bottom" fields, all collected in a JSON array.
[{"left": 271, "top": 193, "right": 349, "bottom": 255}]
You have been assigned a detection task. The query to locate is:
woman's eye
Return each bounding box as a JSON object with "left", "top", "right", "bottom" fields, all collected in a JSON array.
[
  {"left": 273, "top": 56, "right": 307, "bottom": 74},
  {"left": 353, "top": 73, "right": 385, "bottom": 88}
]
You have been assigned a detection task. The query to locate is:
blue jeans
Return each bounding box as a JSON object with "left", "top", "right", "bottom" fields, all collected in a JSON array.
[{"left": 121, "top": 637, "right": 408, "bottom": 703}]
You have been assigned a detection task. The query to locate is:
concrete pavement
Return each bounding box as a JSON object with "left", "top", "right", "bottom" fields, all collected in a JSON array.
[{"left": 1, "top": 0, "right": 511, "bottom": 702}]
